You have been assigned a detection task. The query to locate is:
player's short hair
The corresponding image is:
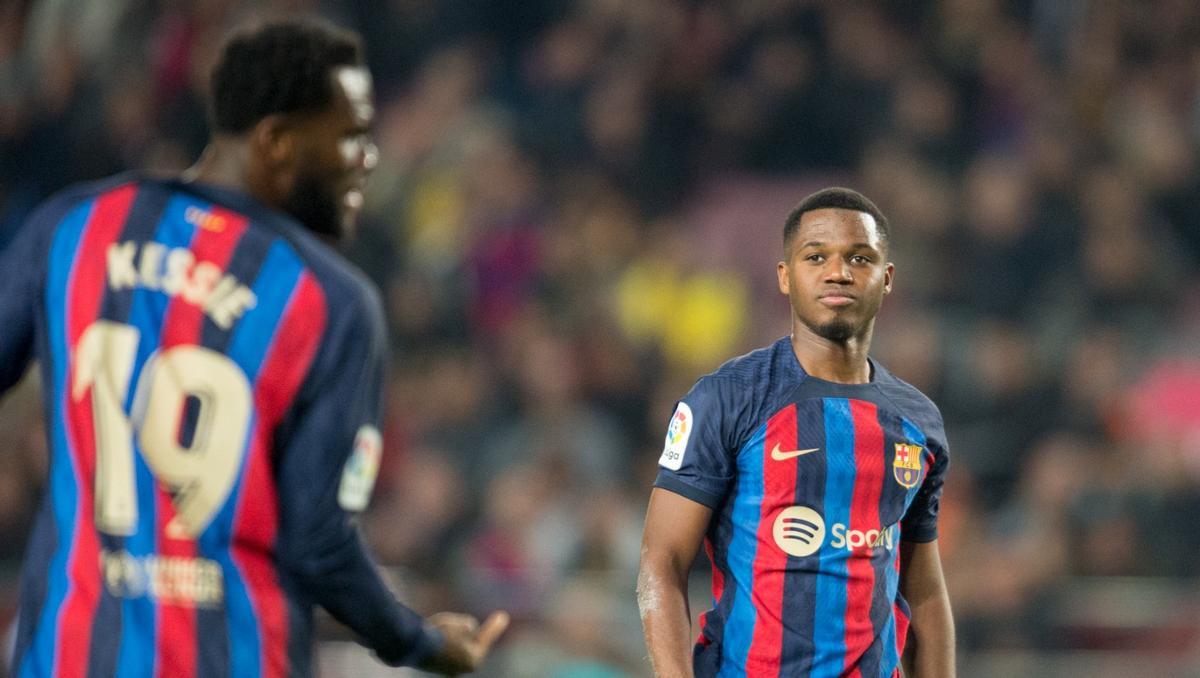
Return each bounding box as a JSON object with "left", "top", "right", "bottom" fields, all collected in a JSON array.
[
  {"left": 210, "top": 18, "right": 363, "bottom": 133},
  {"left": 783, "top": 187, "right": 890, "bottom": 251}
]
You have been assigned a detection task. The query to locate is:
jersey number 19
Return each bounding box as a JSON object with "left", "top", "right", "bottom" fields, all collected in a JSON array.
[{"left": 72, "top": 320, "right": 252, "bottom": 539}]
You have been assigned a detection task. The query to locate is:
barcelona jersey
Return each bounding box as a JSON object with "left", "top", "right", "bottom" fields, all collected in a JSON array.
[
  {"left": 0, "top": 175, "right": 439, "bottom": 677},
  {"left": 655, "top": 337, "right": 949, "bottom": 677}
]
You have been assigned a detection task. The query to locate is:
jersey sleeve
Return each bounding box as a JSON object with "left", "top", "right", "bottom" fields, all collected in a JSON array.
[
  {"left": 652, "top": 376, "right": 743, "bottom": 509},
  {"left": 0, "top": 204, "right": 56, "bottom": 393},
  {"left": 273, "top": 282, "right": 442, "bottom": 667},
  {"left": 900, "top": 418, "right": 950, "bottom": 543}
]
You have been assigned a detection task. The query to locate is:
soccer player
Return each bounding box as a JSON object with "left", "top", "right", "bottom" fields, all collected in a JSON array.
[
  {"left": 0, "top": 19, "right": 507, "bottom": 677},
  {"left": 637, "top": 188, "right": 955, "bottom": 677}
]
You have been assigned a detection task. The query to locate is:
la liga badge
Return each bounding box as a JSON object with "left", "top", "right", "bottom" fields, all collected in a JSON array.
[
  {"left": 338, "top": 425, "right": 383, "bottom": 511},
  {"left": 658, "top": 402, "right": 693, "bottom": 471}
]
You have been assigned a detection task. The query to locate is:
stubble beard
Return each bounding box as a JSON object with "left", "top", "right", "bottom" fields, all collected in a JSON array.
[
  {"left": 282, "top": 170, "right": 344, "bottom": 241},
  {"left": 805, "top": 317, "right": 857, "bottom": 343}
]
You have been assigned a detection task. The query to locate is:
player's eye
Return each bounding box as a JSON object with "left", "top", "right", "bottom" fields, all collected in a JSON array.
[
  {"left": 850, "top": 255, "right": 871, "bottom": 264},
  {"left": 805, "top": 254, "right": 824, "bottom": 263}
]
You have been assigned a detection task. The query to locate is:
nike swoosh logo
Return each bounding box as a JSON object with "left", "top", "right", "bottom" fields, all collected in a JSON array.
[{"left": 770, "top": 444, "right": 820, "bottom": 461}]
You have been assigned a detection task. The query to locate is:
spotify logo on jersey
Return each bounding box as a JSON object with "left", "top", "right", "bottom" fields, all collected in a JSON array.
[{"left": 772, "top": 506, "right": 826, "bottom": 557}]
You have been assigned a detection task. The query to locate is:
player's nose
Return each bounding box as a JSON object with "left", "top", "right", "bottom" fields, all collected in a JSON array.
[{"left": 823, "top": 259, "right": 853, "bottom": 282}]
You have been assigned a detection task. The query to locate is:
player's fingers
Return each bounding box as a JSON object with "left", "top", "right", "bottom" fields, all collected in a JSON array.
[
  {"left": 430, "top": 611, "right": 475, "bottom": 632},
  {"left": 474, "top": 610, "right": 510, "bottom": 650}
]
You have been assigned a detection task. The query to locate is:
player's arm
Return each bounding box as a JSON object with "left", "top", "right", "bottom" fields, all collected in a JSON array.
[
  {"left": 899, "top": 539, "right": 954, "bottom": 678},
  {"left": 638, "top": 487, "right": 712, "bottom": 678},
  {"left": 640, "top": 381, "right": 737, "bottom": 676},
  {"left": 898, "top": 425, "right": 955, "bottom": 678},
  {"left": 0, "top": 208, "right": 54, "bottom": 394},
  {"left": 275, "top": 284, "right": 506, "bottom": 673}
]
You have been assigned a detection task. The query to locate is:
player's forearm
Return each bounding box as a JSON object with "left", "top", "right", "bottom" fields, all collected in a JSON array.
[
  {"left": 898, "top": 539, "right": 955, "bottom": 677},
  {"left": 281, "top": 528, "right": 442, "bottom": 666},
  {"left": 904, "top": 588, "right": 955, "bottom": 677},
  {"left": 637, "top": 557, "right": 694, "bottom": 678}
]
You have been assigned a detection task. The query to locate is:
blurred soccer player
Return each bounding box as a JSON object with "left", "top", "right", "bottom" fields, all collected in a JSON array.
[
  {"left": 0, "top": 19, "right": 506, "bottom": 677},
  {"left": 638, "top": 188, "right": 955, "bottom": 677}
]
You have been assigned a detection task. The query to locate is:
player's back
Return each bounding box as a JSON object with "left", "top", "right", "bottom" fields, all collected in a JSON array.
[{"left": 8, "top": 175, "right": 373, "bottom": 678}]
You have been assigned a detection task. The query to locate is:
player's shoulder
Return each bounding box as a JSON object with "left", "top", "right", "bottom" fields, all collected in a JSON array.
[
  {"left": 704, "top": 336, "right": 792, "bottom": 384},
  {"left": 252, "top": 217, "right": 387, "bottom": 354},
  {"left": 24, "top": 173, "right": 140, "bottom": 228},
  {"left": 872, "top": 360, "right": 946, "bottom": 429},
  {"left": 270, "top": 220, "right": 381, "bottom": 315},
  {"left": 45, "top": 172, "right": 139, "bottom": 205},
  {"left": 688, "top": 336, "right": 795, "bottom": 405},
  {"left": 5, "top": 173, "right": 142, "bottom": 264}
]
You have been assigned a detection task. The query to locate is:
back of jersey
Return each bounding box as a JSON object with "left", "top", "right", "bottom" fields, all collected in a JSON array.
[{"left": 8, "top": 177, "right": 334, "bottom": 678}]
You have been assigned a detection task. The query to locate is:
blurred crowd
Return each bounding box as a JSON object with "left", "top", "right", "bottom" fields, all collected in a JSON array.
[{"left": 1, "top": 0, "right": 1199, "bottom": 675}]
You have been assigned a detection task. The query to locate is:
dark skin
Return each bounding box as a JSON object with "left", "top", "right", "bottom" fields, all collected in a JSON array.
[
  {"left": 185, "top": 66, "right": 378, "bottom": 243},
  {"left": 638, "top": 208, "right": 954, "bottom": 677},
  {"left": 777, "top": 207, "right": 893, "bottom": 383},
  {"left": 185, "top": 65, "right": 508, "bottom": 675}
]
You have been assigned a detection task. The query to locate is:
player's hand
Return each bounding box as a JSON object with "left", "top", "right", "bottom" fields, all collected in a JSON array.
[{"left": 417, "top": 610, "right": 510, "bottom": 675}]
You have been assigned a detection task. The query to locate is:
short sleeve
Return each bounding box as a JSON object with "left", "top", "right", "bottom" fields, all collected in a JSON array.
[
  {"left": 653, "top": 376, "right": 742, "bottom": 509},
  {"left": 900, "top": 433, "right": 949, "bottom": 543}
]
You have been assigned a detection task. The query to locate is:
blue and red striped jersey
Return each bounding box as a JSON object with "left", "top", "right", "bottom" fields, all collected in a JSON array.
[
  {"left": 654, "top": 337, "right": 949, "bottom": 678},
  {"left": 0, "top": 175, "right": 440, "bottom": 678}
]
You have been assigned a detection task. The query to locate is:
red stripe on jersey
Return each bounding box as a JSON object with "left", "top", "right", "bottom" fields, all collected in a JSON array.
[
  {"left": 154, "top": 210, "right": 249, "bottom": 678},
  {"left": 56, "top": 184, "right": 138, "bottom": 678},
  {"left": 233, "top": 272, "right": 327, "bottom": 678},
  {"left": 696, "top": 538, "right": 724, "bottom": 647},
  {"left": 745, "top": 405, "right": 799, "bottom": 677},
  {"left": 842, "top": 400, "right": 885, "bottom": 672},
  {"left": 158, "top": 208, "right": 249, "bottom": 347}
]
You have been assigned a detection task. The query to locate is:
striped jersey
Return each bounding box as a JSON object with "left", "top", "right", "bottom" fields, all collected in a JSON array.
[
  {"left": 654, "top": 337, "right": 949, "bottom": 677},
  {"left": 0, "top": 175, "right": 440, "bottom": 677}
]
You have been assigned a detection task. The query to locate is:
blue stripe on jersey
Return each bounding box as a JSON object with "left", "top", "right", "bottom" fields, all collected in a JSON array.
[
  {"left": 718, "top": 424, "right": 767, "bottom": 678},
  {"left": 21, "top": 200, "right": 95, "bottom": 678},
  {"left": 226, "top": 240, "right": 303, "bottom": 377},
  {"left": 877, "top": 586, "right": 898, "bottom": 677},
  {"left": 900, "top": 417, "right": 928, "bottom": 509},
  {"left": 201, "top": 239, "right": 303, "bottom": 678},
  {"left": 116, "top": 194, "right": 199, "bottom": 677},
  {"left": 812, "top": 398, "right": 854, "bottom": 678}
]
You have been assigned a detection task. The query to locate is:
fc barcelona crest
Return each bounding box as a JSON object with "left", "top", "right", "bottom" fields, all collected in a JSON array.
[{"left": 893, "top": 443, "right": 923, "bottom": 488}]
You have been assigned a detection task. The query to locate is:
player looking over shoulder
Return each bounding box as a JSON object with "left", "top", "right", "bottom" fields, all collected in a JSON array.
[
  {"left": 638, "top": 188, "right": 955, "bottom": 677},
  {"left": 0, "top": 18, "right": 506, "bottom": 677}
]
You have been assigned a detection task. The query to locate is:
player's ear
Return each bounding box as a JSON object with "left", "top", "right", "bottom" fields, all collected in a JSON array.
[
  {"left": 250, "top": 114, "right": 295, "bottom": 168},
  {"left": 883, "top": 262, "right": 894, "bottom": 294},
  {"left": 777, "top": 261, "right": 790, "bottom": 295}
]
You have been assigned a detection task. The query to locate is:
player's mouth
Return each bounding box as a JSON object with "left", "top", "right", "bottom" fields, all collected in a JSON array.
[{"left": 818, "top": 291, "right": 856, "bottom": 308}]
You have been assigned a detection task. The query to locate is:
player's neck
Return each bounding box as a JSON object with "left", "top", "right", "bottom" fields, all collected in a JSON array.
[
  {"left": 790, "top": 325, "right": 873, "bottom": 384},
  {"left": 183, "top": 141, "right": 280, "bottom": 209}
]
